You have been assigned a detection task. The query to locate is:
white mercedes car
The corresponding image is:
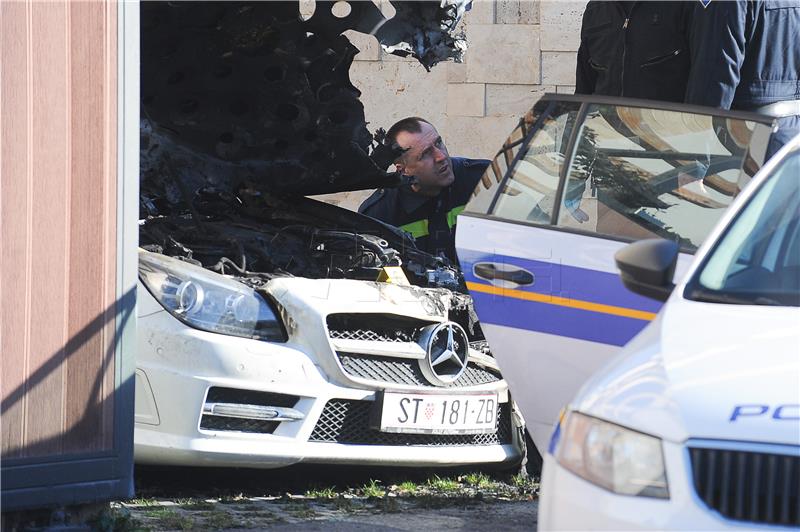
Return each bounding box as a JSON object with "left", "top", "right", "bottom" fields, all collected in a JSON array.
[
  {"left": 136, "top": 251, "right": 520, "bottom": 468},
  {"left": 540, "top": 135, "right": 800, "bottom": 529},
  {"left": 133, "top": 2, "right": 523, "bottom": 469}
]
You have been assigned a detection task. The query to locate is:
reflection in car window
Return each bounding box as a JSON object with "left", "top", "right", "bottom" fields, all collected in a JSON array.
[
  {"left": 466, "top": 104, "right": 550, "bottom": 215},
  {"left": 689, "top": 151, "right": 800, "bottom": 307},
  {"left": 489, "top": 102, "right": 581, "bottom": 223},
  {"left": 558, "top": 105, "right": 755, "bottom": 250}
]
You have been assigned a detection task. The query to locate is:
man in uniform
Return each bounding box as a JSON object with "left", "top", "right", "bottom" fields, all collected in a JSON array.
[
  {"left": 576, "top": 1, "right": 694, "bottom": 101},
  {"left": 358, "top": 117, "right": 489, "bottom": 263},
  {"left": 685, "top": 0, "right": 800, "bottom": 158}
]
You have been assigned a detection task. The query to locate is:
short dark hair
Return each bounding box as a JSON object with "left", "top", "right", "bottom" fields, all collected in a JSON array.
[{"left": 385, "top": 116, "right": 432, "bottom": 146}]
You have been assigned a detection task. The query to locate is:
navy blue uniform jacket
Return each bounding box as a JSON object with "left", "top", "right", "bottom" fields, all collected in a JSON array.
[
  {"left": 358, "top": 157, "right": 490, "bottom": 263},
  {"left": 685, "top": 0, "right": 800, "bottom": 156}
]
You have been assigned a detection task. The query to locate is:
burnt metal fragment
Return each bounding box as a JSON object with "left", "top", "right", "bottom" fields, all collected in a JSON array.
[{"left": 140, "top": 1, "right": 469, "bottom": 197}]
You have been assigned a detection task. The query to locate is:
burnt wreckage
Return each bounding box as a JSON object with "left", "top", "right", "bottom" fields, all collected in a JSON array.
[{"left": 139, "top": 1, "right": 486, "bottom": 340}]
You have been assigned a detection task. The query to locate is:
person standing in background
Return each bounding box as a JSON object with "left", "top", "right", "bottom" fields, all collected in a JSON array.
[
  {"left": 575, "top": 1, "right": 695, "bottom": 102},
  {"left": 685, "top": 0, "right": 800, "bottom": 158}
]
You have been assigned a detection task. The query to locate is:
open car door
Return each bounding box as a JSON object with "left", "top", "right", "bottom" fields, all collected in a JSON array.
[{"left": 455, "top": 94, "right": 774, "bottom": 454}]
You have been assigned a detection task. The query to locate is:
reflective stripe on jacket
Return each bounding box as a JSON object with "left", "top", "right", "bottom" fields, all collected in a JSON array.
[{"left": 358, "top": 157, "right": 490, "bottom": 262}]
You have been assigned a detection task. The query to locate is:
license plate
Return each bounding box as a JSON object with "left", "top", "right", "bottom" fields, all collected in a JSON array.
[{"left": 374, "top": 391, "right": 499, "bottom": 434}]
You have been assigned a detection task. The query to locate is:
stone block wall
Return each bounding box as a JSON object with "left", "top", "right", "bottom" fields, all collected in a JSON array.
[{"left": 313, "top": 0, "right": 587, "bottom": 210}]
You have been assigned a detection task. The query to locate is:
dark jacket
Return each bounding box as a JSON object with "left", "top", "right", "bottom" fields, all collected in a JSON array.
[
  {"left": 576, "top": 1, "right": 694, "bottom": 102},
  {"left": 685, "top": 0, "right": 800, "bottom": 110},
  {"left": 685, "top": 0, "right": 800, "bottom": 158},
  {"left": 358, "top": 157, "right": 489, "bottom": 262}
]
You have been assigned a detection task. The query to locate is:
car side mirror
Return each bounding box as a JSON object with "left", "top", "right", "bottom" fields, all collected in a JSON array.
[{"left": 615, "top": 239, "right": 679, "bottom": 302}]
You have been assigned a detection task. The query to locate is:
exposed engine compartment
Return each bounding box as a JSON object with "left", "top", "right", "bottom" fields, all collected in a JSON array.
[
  {"left": 139, "top": 172, "right": 482, "bottom": 331},
  {"left": 140, "top": 188, "right": 460, "bottom": 291}
]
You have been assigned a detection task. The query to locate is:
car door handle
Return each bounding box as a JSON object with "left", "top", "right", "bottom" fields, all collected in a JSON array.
[{"left": 473, "top": 262, "right": 534, "bottom": 286}]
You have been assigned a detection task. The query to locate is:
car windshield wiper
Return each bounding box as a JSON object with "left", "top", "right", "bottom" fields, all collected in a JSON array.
[{"left": 686, "top": 288, "right": 785, "bottom": 306}]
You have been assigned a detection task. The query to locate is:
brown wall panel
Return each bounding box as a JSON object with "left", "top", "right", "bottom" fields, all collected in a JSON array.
[
  {"left": 101, "top": 0, "right": 119, "bottom": 452},
  {"left": 1, "top": 1, "right": 31, "bottom": 459},
  {"left": 64, "top": 0, "right": 114, "bottom": 454},
  {"left": 1, "top": 0, "right": 118, "bottom": 460},
  {"left": 25, "top": 0, "right": 70, "bottom": 457}
]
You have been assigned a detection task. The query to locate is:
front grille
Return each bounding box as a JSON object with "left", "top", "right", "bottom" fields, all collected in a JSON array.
[
  {"left": 200, "top": 416, "right": 279, "bottom": 434},
  {"left": 309, "top": 399, "right": 512, "bottom": 446},
  {"left": 337, "top": 352, "right": 500, "bottom": 388},
  {"left": 689, "top": 446, "right": 800, "bottom": 526},
  {"left": 327, "top": 314, "right": 430, "bottom": 343},
  {"left": 200, "top": 387, "right": 299, "bottom": 434}
]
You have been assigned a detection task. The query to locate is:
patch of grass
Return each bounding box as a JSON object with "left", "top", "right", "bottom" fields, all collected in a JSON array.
[
  {"left": 395, "top": 481, "right": 419, "bottom": 496},
  {"left": 143, "top": 508, "right": 194, "bottom": 530},
  {"left": 305, "top": 486, "right": 337, "bottom": 499},
  {"left": 426, "top": 475, "right": 460, "bottom": 492},
  {"left": 360, "top": 479, "right": 385, "bottom": 498},
  {"left": 463, "top": 472, "right": 495, "bottom": 489},
  {"left": 510, "top": 472, "right": 539, "bottom": 493}
]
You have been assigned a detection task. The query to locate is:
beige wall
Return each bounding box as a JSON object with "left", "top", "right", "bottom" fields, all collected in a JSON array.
[{"left": 314, "top": 0, "right": 587, "bottom": 211}]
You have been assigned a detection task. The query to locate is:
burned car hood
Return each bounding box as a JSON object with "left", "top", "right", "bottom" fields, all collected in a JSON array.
[{"left": 140, "top": 0, "right": 469, "bottom": 197}]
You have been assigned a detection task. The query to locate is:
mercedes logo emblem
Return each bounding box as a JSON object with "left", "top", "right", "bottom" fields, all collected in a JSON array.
[{"left": 418, "top": 321, "right": 470, "bottom": 386}]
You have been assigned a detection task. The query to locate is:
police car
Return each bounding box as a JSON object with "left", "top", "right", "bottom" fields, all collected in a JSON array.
[
  {"left": 540, "top": 132, "right": 800, "bottom": 529},
  {"left": 455, "top": 93, "right": 777, "bottom": 457},
  {"left": 456, "top": 94, "right": 799, "bottom": 527}
]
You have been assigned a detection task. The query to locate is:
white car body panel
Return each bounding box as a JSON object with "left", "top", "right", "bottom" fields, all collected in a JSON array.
[{"left": 576, "top": 299, "right": 800, "bottom": 447}]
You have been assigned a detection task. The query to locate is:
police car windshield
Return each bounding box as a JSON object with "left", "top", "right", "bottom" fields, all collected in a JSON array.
[{"left": 687, "top": 150, "right": 800, "bottom": 307}]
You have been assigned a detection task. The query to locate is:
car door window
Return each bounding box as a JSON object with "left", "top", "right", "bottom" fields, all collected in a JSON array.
[
  {"left": 557, "top": 104, "right": 758, "bottom": 250},
  {"left": 476, "top": 102, "right": 581, "bottom": 222},
  {"left": 467, "top": 103, "right": 563, "bottom": 215}
]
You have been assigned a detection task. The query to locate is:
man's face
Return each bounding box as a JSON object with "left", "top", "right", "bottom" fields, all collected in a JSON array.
[{"left": 395, "top": 122, "right": 455, "bottom": 197}]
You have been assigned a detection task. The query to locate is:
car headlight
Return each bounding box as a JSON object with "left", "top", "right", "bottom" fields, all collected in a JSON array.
[
  {"left": 139, "top": 250, "right": 286, "bottom": 342},
  {"left": 555, "top": 411, "right": 669, "bottom": 498}
]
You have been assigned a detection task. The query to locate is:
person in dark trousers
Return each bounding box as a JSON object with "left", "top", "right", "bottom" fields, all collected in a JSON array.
[
  {"left": 685, "top": 0, "right": 800, "bottom": 159},
  {"left": 575, "top": 1, "right": 694, "bottom": 101},
  {"left": 358, "top": 117, "right": 489, "bottom": 263}
]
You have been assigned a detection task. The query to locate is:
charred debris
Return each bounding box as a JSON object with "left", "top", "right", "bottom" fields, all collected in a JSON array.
[{"left": 139, "top": 1, "right": 481, "bottom": 336}]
